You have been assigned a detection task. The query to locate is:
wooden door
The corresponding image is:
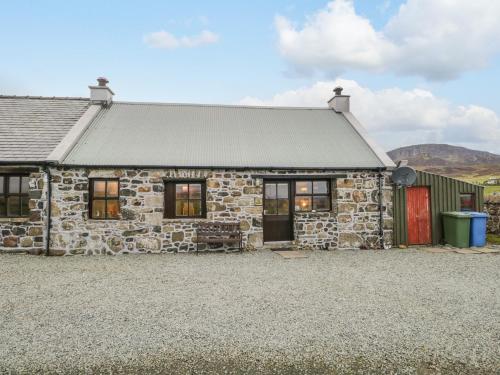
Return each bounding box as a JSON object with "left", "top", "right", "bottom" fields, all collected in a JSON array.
[
  {"left": 263, "top": 181, "right": 293, "bottom": 242},
  {"left": 406, "top": 186, "right": 432, "bottom": 245}
]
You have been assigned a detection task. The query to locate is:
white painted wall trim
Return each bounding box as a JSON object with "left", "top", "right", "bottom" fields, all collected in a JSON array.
[
  {"left": 342, "top": 112, "right": 396, "bottom": 169},
  {"left": 46, "top": 104, "right": 102, "bottom": 163}
]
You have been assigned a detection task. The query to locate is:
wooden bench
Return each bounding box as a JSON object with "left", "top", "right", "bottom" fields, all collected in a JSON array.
[{"left": 196, "top": 222, "right": 242, "bottom": 253}]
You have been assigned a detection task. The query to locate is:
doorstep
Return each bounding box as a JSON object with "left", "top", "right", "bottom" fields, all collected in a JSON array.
[
  {"left": 262, "top": 241, "right": 296, "bottom": 250},
  {"left": 273, "top": 250, "right": 309, "bottom": 259}
]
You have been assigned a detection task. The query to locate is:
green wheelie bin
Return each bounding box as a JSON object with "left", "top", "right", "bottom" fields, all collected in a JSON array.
[{"left": 442, "top": 212, "right": 472, "bottom": 248}]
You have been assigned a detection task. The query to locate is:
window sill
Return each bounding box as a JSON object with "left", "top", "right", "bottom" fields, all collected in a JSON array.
[
  {"left": 86, "top": 218, "right": 121, "bottom": 222},
  {"left": 163, "top": 217, "right": 208, "bottom": 221},
  {"left": 0, "top": 217, "right": 30, "bottom": 223},
  {"left": 294, "top": 211, "right": 334, "bottom": 216}
]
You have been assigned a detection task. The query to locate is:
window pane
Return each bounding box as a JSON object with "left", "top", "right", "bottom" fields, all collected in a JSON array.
[
  {"left": 313, "top": 181, "right": 328, "bottom": 194},
  {"left": 0, "top": 176, "right": 4, "bottom": 194},
  {"left": 8, "top": 196, "right": 20, "bottom": 216},
  {"left": 295, "top": 196, "right": 312, "bottom": 212},
  {"left": 176, "top": 199, "right": 189, "bottom": 216},
  {"left": 277, "top": 183, "right": 288, "bottom": 199},
  {"left": 296, "top": 181, "right": 312, "bottom": 195},
  {"left": 21, "top": 197, "right": 30, "bottom": 216},
  {"left": 21, "top": 177, "right": 29, "bottom": 194},
  {"left": 189, "top": 200, "right": 202, "bottom": 216},
  {"left": 189, "top": 184, "right": 201, "bottom": 199},
  {"left": 106, "top": 181, "right": 119, "bottom": 197},
  {"left": 106, "top": 199, "right": 120, "bottom": 219},
  {"left": 92, "top": 200, "right": 106, "bottom": 219},
  {"left": 313, "top": 196, "right": 330, "bottom": 211},
  {"left": 93, "top": 181, "right": 106, "bottom": 198},
  {"left": 277, "top": 199, "right": 289, "bottom": 215},
  {"left": 265, "top": 184, "right": 276, "bottom": 199},
  {"left": 176, "top": 184, "right": 189, "bottom": 199},
  {"left": 264, "top": 200, "right": 277, "bottom": 215},
  {"left": 460, "top": 193, "right": 474, "bottom": 212},
  {"left": 9, "top": 177, "right": 20, "bottom": 193},
  {"left": 0, "top": 197, "right": 5, "bottom": 216}
]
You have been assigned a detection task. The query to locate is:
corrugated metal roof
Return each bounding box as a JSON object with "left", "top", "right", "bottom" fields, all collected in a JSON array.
[
  {"left": 0, "top": 96, "right": 90, "bottom": 161},
  {"left": 63, "top": 102, "right": 387, "bottom": 168}
]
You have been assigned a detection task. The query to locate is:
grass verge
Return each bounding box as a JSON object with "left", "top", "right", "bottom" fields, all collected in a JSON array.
[{"left": 487, "top": 234, "right": 500, "bottom": 245}]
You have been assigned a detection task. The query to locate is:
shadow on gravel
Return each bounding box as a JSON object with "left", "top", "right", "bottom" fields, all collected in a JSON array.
[{"left": 4, "top": 353, "right": 491, "bottom": 375}]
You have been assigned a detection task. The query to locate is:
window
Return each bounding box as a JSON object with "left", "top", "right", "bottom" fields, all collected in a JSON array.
[
  {"left": 165, "top": 181, "right": 206, "bottom": 218},
  {"left": 294, "top": 180, "right": 331, "bottom": 212},
  {"left": 264, "top": 182, "right": 289, "bottom": 215},
  {"left": 460, "top": 193, "right": 475, "bottom": 212},
  {"left": 0, "top": 175, "right": 30, "bottom": 217},
  {"left": 89, "top": 179, "right": 120, "bottom": 219}
]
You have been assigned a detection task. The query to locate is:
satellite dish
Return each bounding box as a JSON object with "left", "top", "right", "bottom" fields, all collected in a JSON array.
[{"left": 391, "top": 166, "right": 417, "bottom": 186}]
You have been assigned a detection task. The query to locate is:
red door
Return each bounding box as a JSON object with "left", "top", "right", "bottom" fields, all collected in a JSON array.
[{"left": 406, "top": 187, "right": 431, "bottom": 245}]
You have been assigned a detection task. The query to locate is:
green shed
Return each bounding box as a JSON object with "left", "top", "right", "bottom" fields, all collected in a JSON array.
[{"left": 393, "top": 170, "right": 484, "bottom": 246}]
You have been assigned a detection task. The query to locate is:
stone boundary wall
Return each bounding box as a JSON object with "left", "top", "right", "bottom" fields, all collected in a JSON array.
[
  {"left": 0, "top": 169, "right": 47, "bottom": 254},
  {"left": 485, "top": 200, "right": 499, "bottom": 235}
]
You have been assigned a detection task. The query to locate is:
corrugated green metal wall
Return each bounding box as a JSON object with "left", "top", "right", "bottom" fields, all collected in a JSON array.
[{"left": 393, "top": 170, "right": 484, "bottom": 246}]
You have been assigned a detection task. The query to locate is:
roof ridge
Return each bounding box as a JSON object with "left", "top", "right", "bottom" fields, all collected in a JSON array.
[
  {"left": 0, "top": 95, "right": 89, "bottom": 101},
  {"left": 112, "top": 100, "right": 330, "bottom": 110}
]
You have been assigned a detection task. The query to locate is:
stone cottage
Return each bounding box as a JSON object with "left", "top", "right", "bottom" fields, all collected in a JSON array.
[{"left": 0, "top": 79, "right": 395, "bottom": 255}]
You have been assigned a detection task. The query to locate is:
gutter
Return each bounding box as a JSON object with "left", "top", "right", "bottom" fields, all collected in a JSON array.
[
  {"left": 0, "top": 161, "right": 47, "bottom": 166},
  {"left": 60, "top": 164, "right": 388, "bottom": 171},
  {"left": 44, "top": 164, "right": 52, "bottom": 256},
  {"left": 378, "top": 169, "right": 384, "bottom": 249}
]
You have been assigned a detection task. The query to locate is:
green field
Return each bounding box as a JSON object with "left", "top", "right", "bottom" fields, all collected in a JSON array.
[{"left": 484, "top": 186, "right": 500, "bottom": 197}]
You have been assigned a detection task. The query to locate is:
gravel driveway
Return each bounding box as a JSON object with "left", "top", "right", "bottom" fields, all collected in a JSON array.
[{"left": 0, "top": 249, "right": 499, "bottom": 374}]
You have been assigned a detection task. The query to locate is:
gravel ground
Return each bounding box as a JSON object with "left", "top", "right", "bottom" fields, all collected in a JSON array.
[{"left": 0, "top": 249, "right": 499, "bottom": 374}]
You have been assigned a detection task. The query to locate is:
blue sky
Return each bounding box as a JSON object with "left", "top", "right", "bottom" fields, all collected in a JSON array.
[{"left": 1, "top": 0, "right": 499, "bottom": 153}]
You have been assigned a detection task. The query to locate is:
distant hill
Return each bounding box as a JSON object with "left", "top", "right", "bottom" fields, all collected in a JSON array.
[{"left": 388, "top": 144, "right": 500, "bottom": 177}]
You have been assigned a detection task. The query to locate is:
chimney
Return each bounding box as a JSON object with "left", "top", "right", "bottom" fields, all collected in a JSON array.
[
  {"left": 328, "top": 86, "right": 350, "bottom": 113},
  {"left": 89, "top": 77, "right": 114, "bottom": 106}
]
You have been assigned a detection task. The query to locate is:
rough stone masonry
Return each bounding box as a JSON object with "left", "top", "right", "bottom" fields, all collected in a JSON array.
[
  {"left": 485, "top": 199, "right": 499, "bottom": 235},
  {"left": 1, "top": 167, "right": 393, "bottom": 255},
  {"left": 0, "top": 169, "right": 47, "bottom": 254}
]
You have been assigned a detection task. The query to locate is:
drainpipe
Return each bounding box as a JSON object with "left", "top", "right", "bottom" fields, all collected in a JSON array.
[
  {"left": 45, "top": 165, "right": 52, "bottom": 256},
  {"left": 378, "top": 170, "right": 384, "bottom": 249}
]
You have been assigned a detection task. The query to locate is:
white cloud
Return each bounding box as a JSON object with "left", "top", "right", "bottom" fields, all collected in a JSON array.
[
  {"left": 276, "top": 0, "right": 500, "bottom": 80},
  {"left": 239, "top": 79, "right": 500, "bottom": 153},
  {"left": 144, "top": 30, "right": 219, "bottom": 49}
]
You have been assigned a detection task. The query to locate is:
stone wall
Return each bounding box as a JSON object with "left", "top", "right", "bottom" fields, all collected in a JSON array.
[
  {"left": 50, "top": 168, "right": 264, "bottom": 255},
  {"left": 47, "top": 167, "right": 393, "bottom": 255},
  {"left": 0, "top": 169, "right": 47, "bottom": 254},
  {"left": 294, "top": 172, "right": 393, "bottom": 250},
  {"left": 485, "top": 200, "right": 499, "bottom": 235},
  {"left": 336, "top": 172, "right": 392, "bottom": 249}
]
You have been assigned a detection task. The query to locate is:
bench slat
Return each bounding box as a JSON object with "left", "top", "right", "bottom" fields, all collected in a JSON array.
[{"left": 196, "top": 222, "right": 242, "bottom": 253}]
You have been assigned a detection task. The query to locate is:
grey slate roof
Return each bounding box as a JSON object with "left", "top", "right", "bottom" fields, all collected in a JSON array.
[
  {"left": 63, "top": 102, "right": 388, "bottom": 168},
  {"left": 0, "top": 96, "right": 89, "bottom": 161}
]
